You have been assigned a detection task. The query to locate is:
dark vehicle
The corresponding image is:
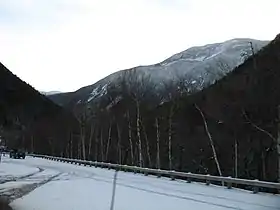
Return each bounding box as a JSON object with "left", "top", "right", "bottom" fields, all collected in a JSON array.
[{"left": 9, "top": 149, "right": 26, "bottom": 159}]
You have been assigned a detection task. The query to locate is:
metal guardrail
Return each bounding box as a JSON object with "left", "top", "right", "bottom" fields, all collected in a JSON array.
[{"left": 29, "top": 154, "right": 280, "bottom": 194}]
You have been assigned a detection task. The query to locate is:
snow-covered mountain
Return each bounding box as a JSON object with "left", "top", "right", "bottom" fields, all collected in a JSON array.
[{"left": 48, "top": 38, "right": 269, "bottom": 107}]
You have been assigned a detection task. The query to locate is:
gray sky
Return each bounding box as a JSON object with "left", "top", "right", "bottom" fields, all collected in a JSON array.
[{"left": 0, "top": 0, "right": 279, "bottom": 92}]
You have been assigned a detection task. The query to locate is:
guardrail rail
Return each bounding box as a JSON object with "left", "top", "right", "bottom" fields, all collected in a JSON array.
[{"left": 29, "top": 154, "right": 280, "bottom": 194}]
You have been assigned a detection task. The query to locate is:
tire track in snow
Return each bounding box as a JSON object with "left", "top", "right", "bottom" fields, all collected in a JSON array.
[
  {"left": 0, "top": 171, "right": 62, "bottom": 203},
  {"left": 0, "top": 168, "right": 44, "bottom": 184}
]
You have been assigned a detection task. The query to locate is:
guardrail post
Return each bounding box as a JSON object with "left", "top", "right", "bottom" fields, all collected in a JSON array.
[
  {"left": 206, "top": 174, "right": 210, "bottom": 185},
  {"left": 227, "top": 182, "right": 232, "bottom": 189},
  {"left": 186, "top": 172, "right": 192, "bottom": 183},
  {"left": 144, "top": 171, "right": 148, "bottom": 176},
  {"left": 227, "top": 176, "right": 232, "bottom": 189},
  {"left": 253, "top": 186, "right": 259, "bottom": 193},
  {"left": 253, "top": 179, "right": 259, "bottom": 193}
]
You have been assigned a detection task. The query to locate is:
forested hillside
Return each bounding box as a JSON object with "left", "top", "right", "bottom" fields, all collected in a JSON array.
[
  {"left": 64, "top": 34, "right": 280, "bottom": 182},
  {"left": 0, "top": 62, "right": 79, "bottom": 156},
  {"left": 1, "top": 34, "right": 279, "bottom": 183}
]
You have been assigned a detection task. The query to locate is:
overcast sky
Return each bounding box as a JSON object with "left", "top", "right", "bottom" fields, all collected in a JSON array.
[{"left": 0, "top": 0, "right": 279, "bottom": 92}]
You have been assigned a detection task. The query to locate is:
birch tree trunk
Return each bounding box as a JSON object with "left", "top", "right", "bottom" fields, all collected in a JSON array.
[
  {"left": 261, "top": 150, "right": 266, "bottom": 180},
  {"left": 168, "top": 105, "right": 174, "bottom": 170},
  {"left": 141, "top": 119, "right": 151, "bottom": 168},
  {"left": 65, "top": 139, "right": 69, "bottom": 158},
  {"left": 156, "top": 117, "right": 160, "bottom": 169},
  {"left": 195, "top": 104, "right": 223, "bottom": 177},
  {"left": 70, "top": 132, "right": 73, "bottom": 159},
  {"left": 116, "top": 122, "right": 122, "bottom": 164},
  {"left": 80, "top": 123, "right": 86, "bottom": 160},
  {"left": 136, "top": 100, "right": 143, "bottom": 167},
  {"left": 243, "top": 109, "right": 278, "bottom": 181},
  {"left": 95, "top": 130, "right": 99, "bottom": 161},
  {"left": 235, "top": 139, "right": 238, "bottom": 178},
  {"left": 88, "top": 124, "right": 95, "bottom": 159},
  {"left": 78, "top": 140, "right": 81, "bottom": 159},
  {"left": 127, "top": 110, "right": 134, "bottom": 165},
  {"left": 105, "top": 121, "right": 112, "bottom": 161},
  {"left": 100, "top": 128, "right": 104, "bottom": 161}
]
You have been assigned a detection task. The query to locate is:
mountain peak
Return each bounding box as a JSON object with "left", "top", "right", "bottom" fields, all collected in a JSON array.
[{"left": 47, "top": 38, "right": 269, "bottom": 107}]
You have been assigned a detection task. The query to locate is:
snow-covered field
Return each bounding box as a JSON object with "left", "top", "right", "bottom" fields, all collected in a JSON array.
[{"left": 0, "top": 156, "right": 279, "bottom": 210}]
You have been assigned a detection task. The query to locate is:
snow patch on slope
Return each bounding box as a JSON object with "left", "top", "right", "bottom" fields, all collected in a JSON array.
[
  {"left": 87, "top": 84, "right": 108, "bottom": 102},
  {"left": 40, "top": 91, "right": 62, "bottom": 96}
]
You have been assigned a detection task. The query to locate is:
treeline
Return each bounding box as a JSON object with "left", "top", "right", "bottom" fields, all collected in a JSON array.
[
  {"left": 73, "top": 69, "right": 205, "bottom": 169},
  {"left": 67, "top": 35, "right": 280, "bottom": 183}
]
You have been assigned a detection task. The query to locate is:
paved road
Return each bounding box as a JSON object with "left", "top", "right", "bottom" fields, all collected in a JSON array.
[{"left": 1, "top": 156, "right": 280, "bottom": 210}]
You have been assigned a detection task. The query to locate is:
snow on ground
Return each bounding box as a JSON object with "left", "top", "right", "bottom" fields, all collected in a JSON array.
[
  {"left": 0, "top": 156, "right": 60, "bottom": 202},
  {"left": 0, "top": 157, "right": 39, "bottom": 183},
  {"left": 1, "top": 156, "right": 279, "bottom": 210}
]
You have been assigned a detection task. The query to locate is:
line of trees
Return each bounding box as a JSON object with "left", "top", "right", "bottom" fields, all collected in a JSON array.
[
  {"left": 69, "top": 60, "right": 279, "bottom": 182},
  {"left": 71, "top": 69, "right": 198, "bottom": 169},
  {"left": 69, "top": 69, "right": 244, "bottom": 178}
]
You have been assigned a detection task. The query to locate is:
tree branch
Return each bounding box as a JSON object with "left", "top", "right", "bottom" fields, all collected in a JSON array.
[
  {"left": 195, "top": 103, "right": 223, "bottom": 177},
  {"left": 242, "top": 110, "right": 276, "bottom": 142}
]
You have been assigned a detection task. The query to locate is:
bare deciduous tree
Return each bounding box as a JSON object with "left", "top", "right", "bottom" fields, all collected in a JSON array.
[
  {"left": 243, "top": 109, "right": 279, "bottom": 182},
  {"left": 126, "top": 110, "right": 134, "bottom": 165},
  {"left": 88, "top": 123, "right": 95, "bottom": 159},
  {"left": 73, "top": 105, "right": 87, "bottom": 160},
  {"left": 105, "top": 120, "right": 112, "bottom": 161},
  {"left": 140, "top": 119, "right": 151, "bottom": 168},
  {"left": 156, "top": 117, "right": 160, "bottom": 169},
  {"left": 117, "top": 69, "right": 155, "bottom": 167},
  {"left": 235, "top": 139, "right": 238, "bottom": 178},
  {"left": 195, "top": 104, "right": 223, "bottom": 177}
]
